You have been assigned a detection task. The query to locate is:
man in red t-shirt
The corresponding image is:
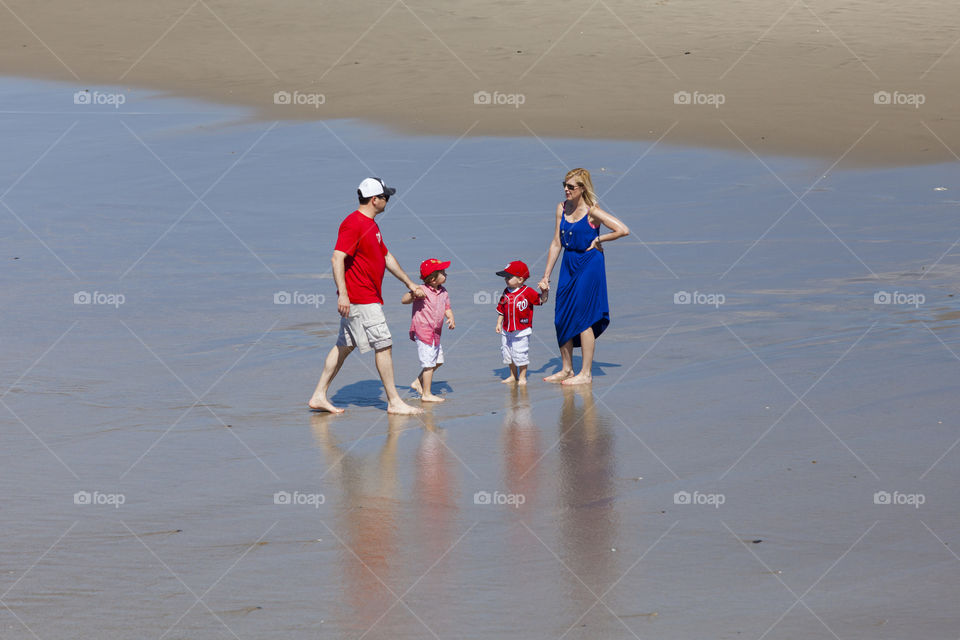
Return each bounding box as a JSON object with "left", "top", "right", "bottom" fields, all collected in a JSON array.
[{"left": 308, "top": 177, "right": 425, "bottom": 415}]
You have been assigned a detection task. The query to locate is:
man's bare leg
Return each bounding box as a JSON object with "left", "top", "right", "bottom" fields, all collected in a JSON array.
[
  {"left": 375, "top": 346, "right": 423, "bottom": 414},
  {"left": 563, "top": 328, "right": 595, "bottom": 385},
  {"left": 502, "top": 362, "right": 518, "bottom": 383},
  {"left": 545, "top": 340, "right": 575, "bottom": 382},
  {"left": 308, "top": 345, "right": 354, "bottom": 412},
  {"left": 419, "top": 364, "right": 444, "bottom": 402}
]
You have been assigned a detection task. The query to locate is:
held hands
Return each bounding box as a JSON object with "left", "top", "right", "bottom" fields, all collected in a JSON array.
[
  {"left": 538, "top": 277, "right": 550, "bottom": 291},
  {"left": 410, "top": 286, "right": 426, "bottom": 299}
]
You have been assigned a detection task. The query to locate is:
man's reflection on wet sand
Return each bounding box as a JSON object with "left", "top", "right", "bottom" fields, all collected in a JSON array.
[
  {"left": 412, "top": 410, "right": 460, "bottom": 605},
  {"left": 556, "top": 386, "right": 619, "bottom": 616},
  {"left": 311, "top": 413, "right": 404, "bottom": 634},
  {"left": 311, "top": 411, "right": 460, "bottom": 636}
]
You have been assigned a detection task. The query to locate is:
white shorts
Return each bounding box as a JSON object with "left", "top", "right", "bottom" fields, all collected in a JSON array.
[
  {"left": 501, "top": 331, "right": 530, "bottom": 366},
  {"left": 416, "top": 338, "right": 445, "bottom": 368},
  {"left": 336, "top": 303, "right": 392, "bottom": 354}
]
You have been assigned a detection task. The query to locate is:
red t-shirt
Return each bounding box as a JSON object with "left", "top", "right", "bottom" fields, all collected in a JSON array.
[
  {"left": 334, "top": 211, "right": 389, "bottom": 304},
  {"left": 496, "top": 285, "right": 542, "bottom": 333}
]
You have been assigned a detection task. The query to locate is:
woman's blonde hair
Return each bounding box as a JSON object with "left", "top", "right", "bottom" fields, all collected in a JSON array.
[{"left": 564, "top": 168, "right": 597, "bottom": 207}]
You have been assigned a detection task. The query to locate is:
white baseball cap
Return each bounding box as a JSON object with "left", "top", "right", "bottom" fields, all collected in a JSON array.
[{"left": 357, "top": 177, "right": 397, "bottom": 198}]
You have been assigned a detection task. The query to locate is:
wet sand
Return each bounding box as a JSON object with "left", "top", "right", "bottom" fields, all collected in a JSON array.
[
  {"left": 1, "top": 0, "right": 959, "bottom": 165},
  {"left": 2, "top": 78, "right": 959, "bottom": 638}
]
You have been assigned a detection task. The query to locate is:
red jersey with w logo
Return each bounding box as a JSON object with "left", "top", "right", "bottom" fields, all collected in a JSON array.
[{"left": 496, "top": 286, "right": 543, "bottom": 333}]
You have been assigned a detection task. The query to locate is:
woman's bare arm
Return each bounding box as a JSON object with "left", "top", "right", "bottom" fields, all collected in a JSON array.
[
  {"left": 588, "top": 206, "right": 630, "bottom": 251},
  {"left": 539, "top": 203, "right": 564, "bottom": 290}
]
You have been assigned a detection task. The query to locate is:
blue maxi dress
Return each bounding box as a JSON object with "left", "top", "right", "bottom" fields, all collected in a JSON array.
[{"left": 555, "top": 213, "right": 610, "bottom": 347}]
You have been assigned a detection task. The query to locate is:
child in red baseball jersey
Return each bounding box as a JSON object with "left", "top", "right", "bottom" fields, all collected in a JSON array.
[
  {"left": 403, "top": 258, "right": 455, "bottom": 402},
  {"left": 495, "top": 260, "right": 548, "bottom": 385}
]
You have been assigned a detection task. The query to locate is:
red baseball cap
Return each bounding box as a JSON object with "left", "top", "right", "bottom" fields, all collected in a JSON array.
[
  {"left": 496, "top": 260, "right": 530, "bottom": 280},
  {"left": 420, "top": 258, "right": 451, "bottom": 280}
]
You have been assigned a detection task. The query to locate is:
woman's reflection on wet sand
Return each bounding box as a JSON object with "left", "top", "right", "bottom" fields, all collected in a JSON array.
[{"left": 556, "top": 385, "right": 620, "bottom": 625}]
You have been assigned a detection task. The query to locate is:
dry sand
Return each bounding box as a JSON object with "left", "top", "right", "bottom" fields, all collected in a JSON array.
[{"left": 1, "top": 0, "right": 959, "bottom": 166}]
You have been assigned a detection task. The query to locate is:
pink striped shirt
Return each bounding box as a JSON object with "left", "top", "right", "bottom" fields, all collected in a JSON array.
[{"left": 409, "top": 285, "right": 450, "bottom": 346}]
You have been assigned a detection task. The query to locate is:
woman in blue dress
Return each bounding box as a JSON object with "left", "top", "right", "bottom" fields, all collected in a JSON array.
[{"left": 538, "top": 168, "right": 630, "bottom": 385}]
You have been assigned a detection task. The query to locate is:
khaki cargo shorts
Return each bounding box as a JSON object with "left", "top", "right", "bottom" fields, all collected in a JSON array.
[{"left": 337, "top": 303, "right": 393, "bottom": 353}]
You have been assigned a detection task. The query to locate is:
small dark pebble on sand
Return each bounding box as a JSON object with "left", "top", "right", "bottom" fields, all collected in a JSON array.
[
  {"left": 752, "top": 539, "right": 762, "bottom": 543},
  {"left": 684, "top": 51, "right": 690, "bottom": 54}
]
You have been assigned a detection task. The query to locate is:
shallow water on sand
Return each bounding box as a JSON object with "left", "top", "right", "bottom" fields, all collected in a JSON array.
[{"left": 2, "top": 78, "right": 958, "bottom": 639}]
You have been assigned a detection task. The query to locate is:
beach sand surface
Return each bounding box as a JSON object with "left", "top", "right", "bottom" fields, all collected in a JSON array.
[
  {"left": 1, "top": 0, "right": 959, "bottom": 165},
  {"left": 1, "top": 79, "right": 958, "bottom": 638}
]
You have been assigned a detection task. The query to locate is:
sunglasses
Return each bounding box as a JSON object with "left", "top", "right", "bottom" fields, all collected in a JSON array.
[
  {"left": 376, "top": 193, "right": 390, "bottom": 202},
  {"left": 562, "top": 182, "right": 581, "bottom": 191}
]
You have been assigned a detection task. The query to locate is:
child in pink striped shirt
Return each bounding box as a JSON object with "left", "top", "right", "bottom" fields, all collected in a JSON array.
[{"left": 402, "top": 258, "right": 455, "bottom": 402}]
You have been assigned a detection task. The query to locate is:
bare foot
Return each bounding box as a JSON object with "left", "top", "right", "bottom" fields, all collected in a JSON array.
[
  {"left": 387, "top": 400, "right": 423, "bottom": 415},
  {"left": 544, "top": 370, "right": 574, "bottom": 383},
  {"left": 517, "top": 377, "right": 527, "bottom": 385},
  {"left": 411, "top": 378, "right": 423, "bottom": 394},
  {"left": 308, "top": 397, "right": 345, "bottom": 413},
  {"left": 561, "top": 372, "right": 593, "bottom": 386},
  {"left": 420, "top": 393, "right": 445, "bottom": 403},
  {"left": 501, "top": 377, "right": 517, "bottom": 384}
]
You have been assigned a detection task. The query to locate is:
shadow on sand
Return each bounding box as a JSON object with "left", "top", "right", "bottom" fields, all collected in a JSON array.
[
  {"left": 495, "top": 356, "right": 621, "bottom": 380},
  {"left": 329, "top": 379, "right": 389, "bottom": 410},
  {"left": 327, "top": 379, "right": 455, "bottom": 409}
]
